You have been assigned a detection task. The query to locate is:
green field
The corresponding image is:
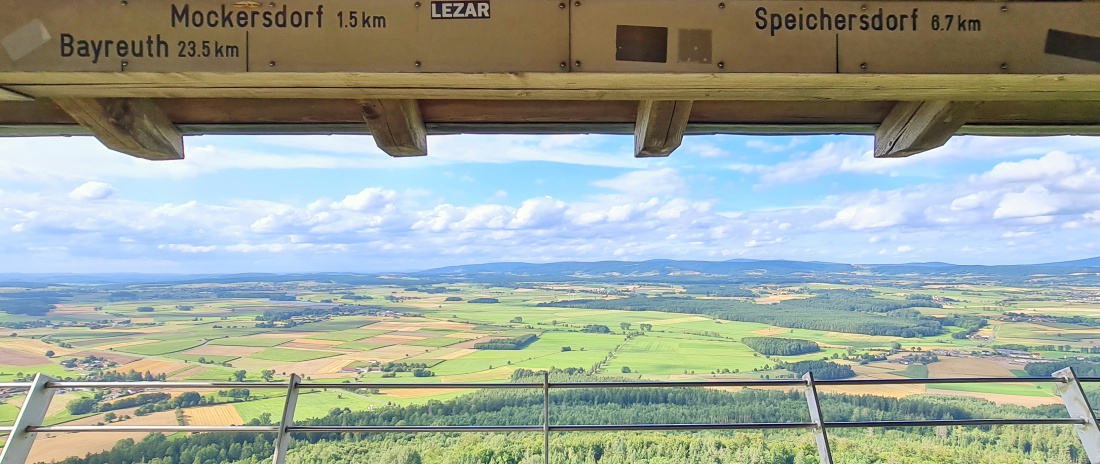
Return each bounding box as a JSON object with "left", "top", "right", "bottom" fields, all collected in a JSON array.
[
  {"left": 113, "top": 339, "right": 207, "bottom": 356},
  {"left": 209, "top": 336, "right": 293, "bottom": 347},
  {"left": 249, "top": 347, "right": 340, "bottom": 362}
]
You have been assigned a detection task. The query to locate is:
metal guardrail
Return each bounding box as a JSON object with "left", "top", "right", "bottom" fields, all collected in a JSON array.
[{"left": 1, "top": 369, "right": 1098, "bottom": 464}]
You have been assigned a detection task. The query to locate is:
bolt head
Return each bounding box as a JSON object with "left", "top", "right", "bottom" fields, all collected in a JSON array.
[
  {"left": 574, "top": 60, "right": 581, "bottom": 67},
  {"left": 718, "top": 2, "right": 725, "bottom": 8},
  {"left": 860, "top": 63, "right": 868, "bottom": 70},
  {"left": 415, "top": 61, "right": 422, "bottom": 67},
  {"left": 717, "top": 62, "right": 725, "bottom": 69},
  {"left": 415, "top": 1, "right": 421, "bottom": 7},
  {"left": 269, "top": 61, "right": 276, "bottom": 67},
  {"left": 574, "top": 1, "right": 580, "bottom": 6},
  {"left": 559, "top": 2, "right": 566, "bottom": 8}
]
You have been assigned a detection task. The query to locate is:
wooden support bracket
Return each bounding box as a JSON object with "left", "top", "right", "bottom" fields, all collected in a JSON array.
[
  {"left": 874, "top": 100, "right": 980, "bottom": 158},
  {"left": 0, "top": 86, "right": 32, "bottom": 102},
  {"left": 635, "top": 100, "right": 693, "bottom": 157},
  {"left": 52, "top": 98, "right": 183, "bottom": 160},
  {"left": 361, "top": 99, "right": 427, "bottom": 157}
]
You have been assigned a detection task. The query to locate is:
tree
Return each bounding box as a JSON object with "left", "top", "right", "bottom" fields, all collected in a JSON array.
[
  {"left": 232, "top": 370, "right": 247, "bottom": 382},
  {"left": 620, "top": 322, "right": 632, "bottom": 331},
  {"left": 640, "top": 323, "right": 653, "bottom": 331},
  {"left": 104, "top": 412, "right": 117, "bottom": 423},
  {"left": 261, "top": 369, "right": 275, "bottom": 382},
  {"left": 621, "top": 366, "right": 632, "bottom": 373},
  {"left": 45, "top": 350, "right": 55, "bottom": 358},
  {"left": 561, "top": 346, "right": 571, "bottom": 352}
]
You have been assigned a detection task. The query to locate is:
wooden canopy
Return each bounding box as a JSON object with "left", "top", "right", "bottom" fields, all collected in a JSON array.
[{"left": 2, "top": 0, "right": 1099, "bottom": 160}]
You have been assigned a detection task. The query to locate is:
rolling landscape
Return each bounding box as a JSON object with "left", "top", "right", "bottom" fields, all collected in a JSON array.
[{"left": 3, "top": 258, "right": 1100, "bottom": 463}]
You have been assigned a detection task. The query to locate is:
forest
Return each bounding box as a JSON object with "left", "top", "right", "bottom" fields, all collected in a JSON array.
[
  {"left": 539, "top": 295, "right": 947, "bottom": 337},
  {"left": 56, "top": 371, "right": 1089, "bottom": 464},
  {"left": 474, "top": 334, "right": 539, "bottom": 350},
  {"left": 741, "top": 337, "right": 821, "bottom": 356}
]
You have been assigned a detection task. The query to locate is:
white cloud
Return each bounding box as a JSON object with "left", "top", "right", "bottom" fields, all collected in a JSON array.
[
  {"left": 591, "top": 168, "right": 685, "bottom": 196},
  {"left": 896, "top": 245, "right": 913, "bottom": 253},
  {"left": 974, "top": 152, "right": 1078, "bottom": 186},
  {"left": 993, "top": 185, "right": 1063, "bottom": 219},
  {"left": 69, "top": 181, "right": 116, "bottom": 201}
]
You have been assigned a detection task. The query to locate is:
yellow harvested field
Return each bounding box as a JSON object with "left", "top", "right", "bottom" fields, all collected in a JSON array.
[
  {"left": 928, "top": 357, "right": 1014, "bottom": 378},
  {"left": 752, "top": 327, "right": 793, "bottom": 336},
  {"left": 97, "top": 339, "right": 158, "bottom": 351},
  {"left": 183, "top": 345, "right": 264, "bottom": 357},
  {"left": 169, "top": 365, "right": 206, "bottom": 380},
  {"left": 639, "top": 316, "right": 709, "bottom": 325},
  {"left": 316, "top": 358, "right": 355, "bottom": 375},
  {"left": 754, "top": 294, "right": 813, "bottom": 304},
  {"left": 369, "top": 321, "right": 431, "bottom": 331},
  {"left": 119, "top": 358, "right": 186, "bottom": 376},
  {"left": 356, "top": 344, "right": 431, "bottom": 362},
  {"left": 1, "top": 337, "right": 79, "bottom": 357},
  {"left": 184, "top": 404, "right": 244, "bottom": 426},
  {"left": 130, "top": 317, "right": 155, "bottom": 324},
  {"left": 28, "top": 410, "right": 178, "bottom": 463},
  {"left": 436, "top": 348, "right": 478, "bottom": 360},
  {"left": 425, "top": 321, "right": 476, "bottom": 331},
  {"left": 444, "top": 332, "right": 483, "bottom": 339},
  {"left": 926, "top": 389, "right": 1062, "bottom": 407},
  {"left": 819, "top": 382, "right": 925, "bottom": 398},
  {"left": 290, "top": 338, "right": 345, "bottom": 346},
  {"left": 364, "top": 334, "right": 428, "bottom": 345}
]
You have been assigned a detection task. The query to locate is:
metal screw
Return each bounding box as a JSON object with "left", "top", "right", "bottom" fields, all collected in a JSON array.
[
  {"left": 269, "top": 2, "right": 276, "bottom": 7},
  {"left": 717, "top": 61, "right": 725, "bottom": 69},
  {"left": 860, "top": 62, "right": 868, "bottom": 70},
  {"left": 415, "top": 1, "right": 421, "bottom": 7},
  {"left": 574, "top": 60, "right": 581, "bottom": 68},
  {"left": 415, "top": 61, "right": 421, "bottom": 67},
  {"left": 560, "top": 62, "right": 567, "bottom": 68},
  {"left": 1001, "top": 5, "right": 1008, "bottom": 12},
  {"left": 121, "top": 61, "right": 128, "bottom": 67},
  {"left": 559, "top": 2, "right": 566, "bottom": 8},
  {"left": 861, "top": 4, "right": 867, "bottom": 10},
  {"left": 718, "top": 2, "right": 725, "bottom": 8},
  {"left": 269, "top": 61, "right": 276, "bottom": 67},
  {"left": 574, "top": 1, "right": 580, "bottom": 6},
  {"left": 1001, "top": 63, "right": 1008, "bottom": 71},
  {"left": 121, "top": 0, "right": 127, "bottom": 5}
]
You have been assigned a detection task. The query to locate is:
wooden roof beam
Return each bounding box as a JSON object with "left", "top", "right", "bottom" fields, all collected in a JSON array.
[
  {"left": 361, "top": 99, "right": 427, "bottom": 157},
  {"left": 51, "top": 98, "right": 183, "bottom": 160},
  {"left": 874, "top": 100, "right": 980, "bottom": 158},
  {"left": 635, "top": 100, "right": 693, "bottom": 157},
  {"left": 0, "top": 86, "right": 31, "bottom": 102}
]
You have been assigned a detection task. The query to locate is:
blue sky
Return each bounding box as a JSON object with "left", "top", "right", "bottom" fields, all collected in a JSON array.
[{"left": 1, "top": 133, "right": 1099, "bottom": 273}]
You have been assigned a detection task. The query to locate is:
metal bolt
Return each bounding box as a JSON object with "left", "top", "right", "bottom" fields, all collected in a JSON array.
[
  {"left": 121, "top": 61, "right": 128, "bottom": 67},
  {"left": 269, "top": 2, "right": 276, "bottom": 7},
  {"left": 559, "top": 2, "right": 566, "bottom": 8},
  {"left": 574, "top": 60, "right": 581, "bottom": 68},
  {"left": 861, "top": 4, "right": 867, "bottom": 10},
  {"left": 860, "top": 62, "right": 868, "bottom": 70},
  {"left": 718, "top": 2, "right": 725, "bottom": 8},
  {"left": 121, "top": 0, "right": 127, "bottom": 5},
  {"left": 414, "top": 1, "right": 421, "bottom": 7},
  {"left": 1001, "top": 63, "right": 1008, "bottom": 71},
  {"left": 269, "top": 61, "right": 276, "bottom": 67},
  {"left": 560, "top": 62, "right": 567, "bottom": 68},
  {"left": 1001, "top": 5, "right": 1008, "bottom": 12},
  {"left": 717, "top": 61, "right": 725, "bottom": 69},
  {"left": 415, "top": 61, "right": 421, "bottom": 67},
  {"left": 574, "top": 1, "right": 580, "bottom": 6}
]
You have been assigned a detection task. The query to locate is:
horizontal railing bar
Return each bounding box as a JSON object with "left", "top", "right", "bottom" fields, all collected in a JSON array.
[
  {"left": 21, "top": 377, "right": 1098, "bottom": 391},
  {"left": 297, "top": 382, "right": 541, "bottom": 390},
  {"left": 287, "top": 425, "right": 544, "bottom": 433},
  {"left": 550, "top": 423, "right": 817, "bottom": 432},
  {"left": 0, "top": 426, "right": 12, "bottom": 432},
  {"left": 29, "top": 425, "right": 279, "bottom": 433},
  {"left": 46, "top": 381, "right": 292, "bottom": 389},
  {"left": 825, "top": 418, "right": 1087, "bottom": 428}
]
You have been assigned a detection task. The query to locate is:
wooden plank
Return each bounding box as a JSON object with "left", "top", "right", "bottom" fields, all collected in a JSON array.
[
  {"left": 5, "top": 73, "right": 1100, "bottom": 101},
  {"left": 874, "top": 100, "right": 979, "bottom": 158},
  {"left": 361, "top": 99, "right": 426, "bottom": 157},
  {"left": 635, "top": 100, "right": 692, "bottom": 157},
  {"left": 0, "top": 86, "right": 31, "bottom": 101},
  {"left": 52, "top": 98, "right": 182, "bottom": 160}
]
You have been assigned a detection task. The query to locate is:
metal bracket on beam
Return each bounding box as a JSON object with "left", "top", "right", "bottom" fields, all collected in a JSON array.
[
  {"left": 803, "top": 372, "right": 834, "bottom": 464},
  {"left": 1053, "top": 367, "right": 1100, "bottom": 463},
  {"left": 0, "top": 374, "right": 56, "bottom": 464},
  {"left": 271, "top": 374, "right": 301, "bottom": 464}
]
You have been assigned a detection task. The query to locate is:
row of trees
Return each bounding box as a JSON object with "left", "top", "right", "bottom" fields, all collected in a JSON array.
[
  {"left": 774, "top": 360, "right": 856, "bottom": 380},
  {"left": 474, "top": 334, "right": 538, "bottom": 350},
  {"left": 741, "top": 337, "right": 820, "bottom": 356},
  {"left": 540, "top": 295, "right": 945, "bottom": 337}
]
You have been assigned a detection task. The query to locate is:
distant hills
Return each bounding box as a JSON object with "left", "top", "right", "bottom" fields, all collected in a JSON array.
[{"left": 2, "top": 257, "right": 1100, "bottom": 286}]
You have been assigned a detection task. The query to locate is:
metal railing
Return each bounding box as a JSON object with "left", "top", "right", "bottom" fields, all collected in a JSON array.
[{"left": 1, "top": 368, "right": 1098, "bottom": 464}]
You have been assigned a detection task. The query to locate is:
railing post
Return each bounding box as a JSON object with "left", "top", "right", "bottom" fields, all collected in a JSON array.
[
  {"left": 543, "top": 371, "right": 550, "bottom": 464},
  {"left": 0, "top": 374, "right": 56, "bottom": 464},
  {"left": 1053, "top": 367, "right": 1100, "bottom": 463},
  {"left": 802, "top": 372, "right": 834, "bottom": 464},
  {"left": 271, "top": 374, "right": 301, "bottom": 464}
]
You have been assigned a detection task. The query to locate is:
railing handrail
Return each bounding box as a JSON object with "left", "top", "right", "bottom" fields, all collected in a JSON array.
[{"left": 2, "top": 370, "right": 1099, "bottom": 464}]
